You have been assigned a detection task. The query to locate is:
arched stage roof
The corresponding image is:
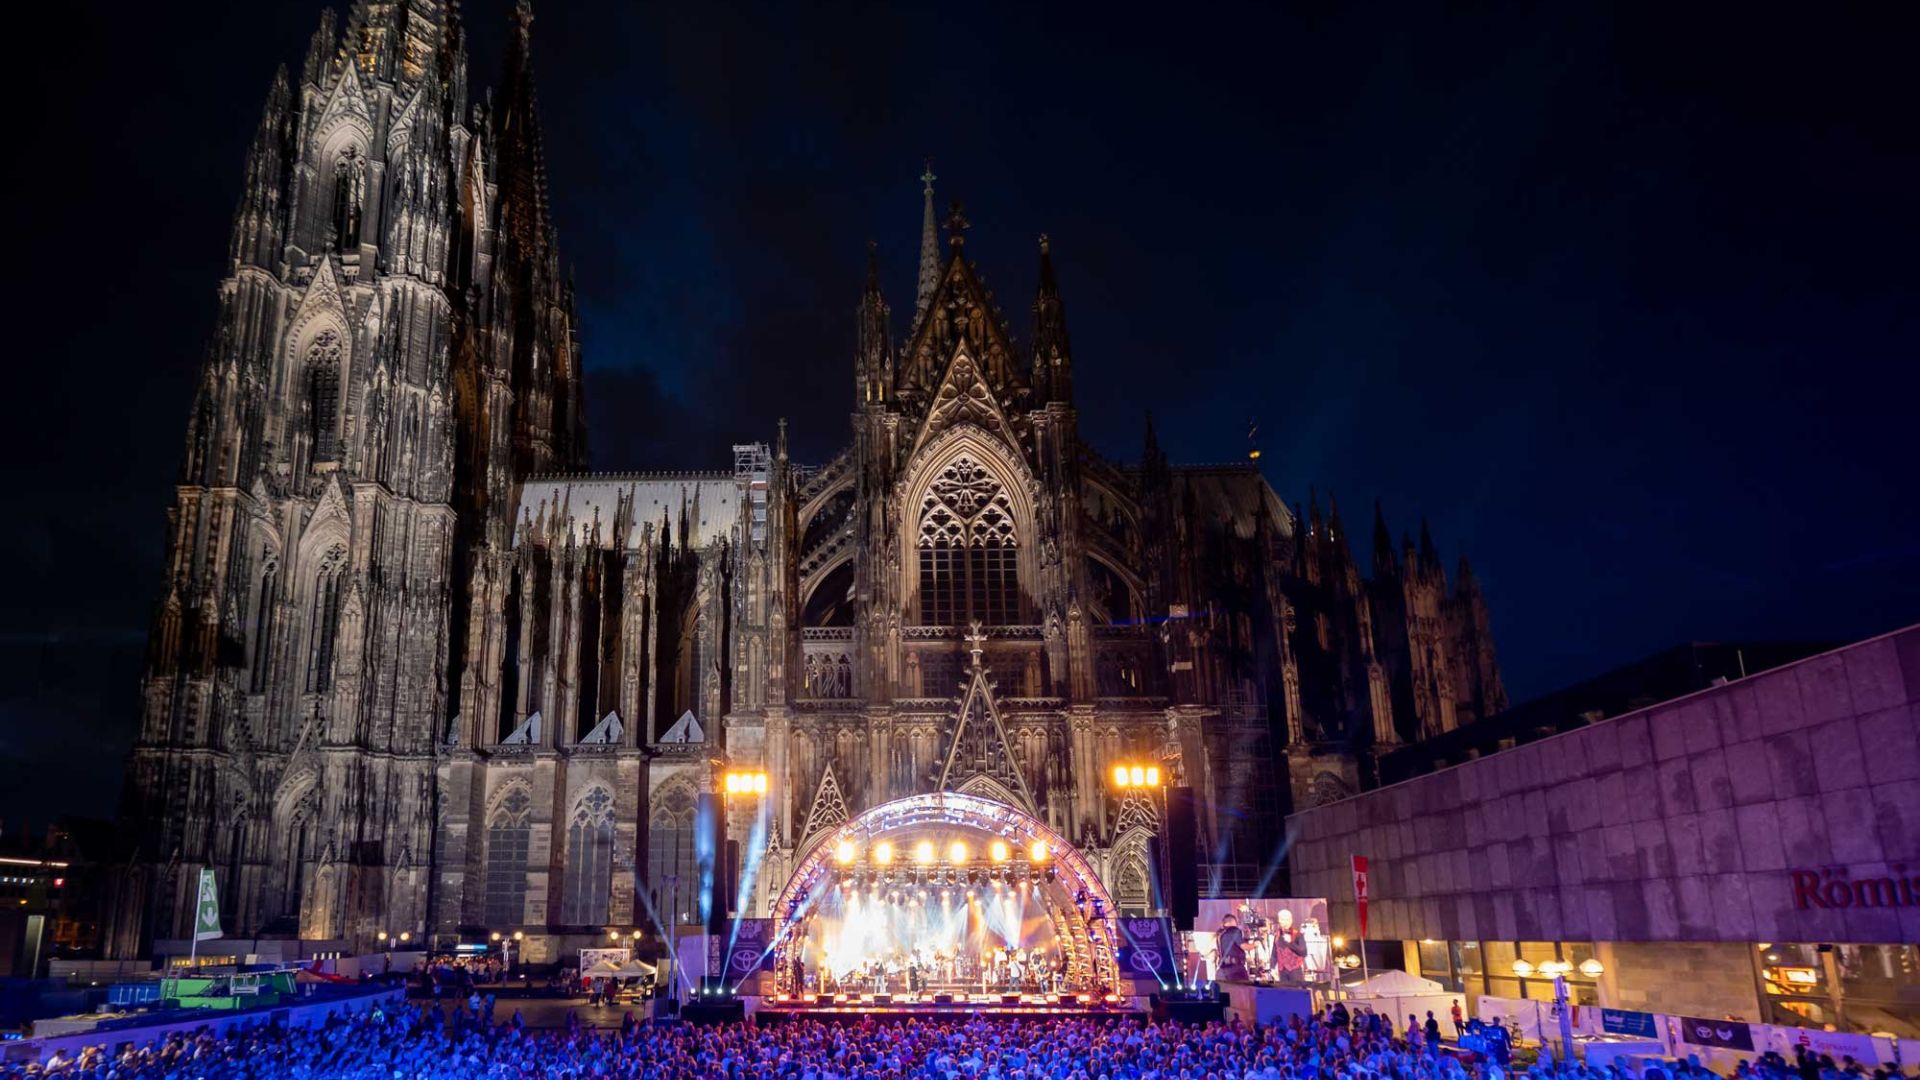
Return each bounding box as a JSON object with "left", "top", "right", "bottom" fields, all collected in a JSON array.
[{"left": 771, "top": 792, "right": 1123, "bottom": 989}]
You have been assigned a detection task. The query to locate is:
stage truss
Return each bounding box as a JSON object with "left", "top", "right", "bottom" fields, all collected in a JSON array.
[{"left": 771, "top": 792, "right": 1123, "bottom": 994}]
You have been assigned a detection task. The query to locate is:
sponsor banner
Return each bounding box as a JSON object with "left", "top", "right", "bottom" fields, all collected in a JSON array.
[
  {"left": 720, "top": 919, "right": 778, "bottom": 980},
  {"left": 1680, "top": 1017, "right": 1755, "bottom": 1051},
  {"left": 1762, "top": 1025, "right": 1884, "bottom": 1065},
  {"left": 1116, "top": 916, "right": 1179, "bottom": 981},
  {"left": 1602, "top": 1009, "right": 1659, "bottom": 1039}
]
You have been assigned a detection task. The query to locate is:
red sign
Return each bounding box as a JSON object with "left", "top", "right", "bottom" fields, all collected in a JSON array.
[{"left": 1351, "top": 855, "right": 1370, "bottom": 938}]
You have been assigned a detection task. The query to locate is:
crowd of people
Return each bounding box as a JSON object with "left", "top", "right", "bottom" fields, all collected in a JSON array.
[{"left": 6, "top": 1000, "right": 1912, "bottom": 1080}]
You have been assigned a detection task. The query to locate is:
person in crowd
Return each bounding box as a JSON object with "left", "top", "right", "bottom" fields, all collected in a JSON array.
[{"left": 1453, "top": 998, "right": 1466, "bottom": 1036}]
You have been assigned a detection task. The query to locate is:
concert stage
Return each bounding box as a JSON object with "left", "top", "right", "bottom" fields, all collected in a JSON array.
[{"left": 751, "top": 992, "right": 1145, "bottom": 1024}]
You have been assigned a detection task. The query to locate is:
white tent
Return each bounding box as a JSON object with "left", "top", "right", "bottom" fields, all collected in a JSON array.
[
  {"left": 1350, "top": 969, "right": 1444, "bottom": 996},
  {"left": 616, "top": 960, "right": 656, "bottom": 978},
  {"left": 1346, "top": 969, "right": 1460, "bottom": 1035},
  {"left": 584, "top": 960, "right": 624, "bottom": 979}
]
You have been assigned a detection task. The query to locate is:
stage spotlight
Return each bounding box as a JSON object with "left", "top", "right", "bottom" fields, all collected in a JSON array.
[
  {"left": 967, "top": 869, "right": 980, "bottom": 885},
  {"left": 989, "top": 840, "right": 1010, "bottom": 863},
  {"left": 948, "top": 840, "right": 969, "bottom": 863},
  {"left": 873, "top": 841, "right": 894, "bottom": 865},
  {"left": 1029, "top": 840, "right": 1049, "bottom": 863},
  {"left": 1044, "top": 867, "right": 1057, "bottom": 883},
  {"left": 835, "top": 840, "right": 857, "bottom": 865},
  {"left": 913, "top": 840, "right": 935, "bottom": 864}
]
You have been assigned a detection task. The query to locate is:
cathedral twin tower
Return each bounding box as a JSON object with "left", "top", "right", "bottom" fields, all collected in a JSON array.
[{"left": 114, "top": 0, "right": 1504, "bottom": 959}]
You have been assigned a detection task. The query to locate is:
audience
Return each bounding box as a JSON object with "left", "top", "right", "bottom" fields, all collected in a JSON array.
[{"left": 5, "top": 1002, "right": 1910, "bottom": 1080}]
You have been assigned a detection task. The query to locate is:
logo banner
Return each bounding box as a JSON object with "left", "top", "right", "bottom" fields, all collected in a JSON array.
[
  {"left": 721, "top": 919, "right": 777, "bottom": 980},
  {"left": 193, "top": 868, "right": 222, "bottom": 942},
  {"left": 1601, "top": 1009, "right": 1659, "bottom": 1039},
  {"left": 1117, "top": 916, "right": 1179, "bottom": 981},
  {"left": 1350, "top": 856, "right": 1369, "bottom": 939},
  {"left": 1681, "top": 1017, "right": 1755, "bottom": 1051}
]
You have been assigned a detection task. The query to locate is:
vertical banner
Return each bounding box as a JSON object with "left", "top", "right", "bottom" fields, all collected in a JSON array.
[
  {"left": 724, "top": 919, "right": 778, "bottom": 980},
  {"left": 193, "top": 868, "right": 222, "bottom": 942},
  {"left": 1117, "top": 916, "right": 1180, "bottom": 982},
  {"left": 1350, "top": 856, "right": 1369, "bottom": 939}
]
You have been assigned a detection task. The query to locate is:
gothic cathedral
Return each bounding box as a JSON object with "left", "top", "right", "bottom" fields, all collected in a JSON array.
[{"left": 113, "top": 0, "right": 1505, "bottom": 961}]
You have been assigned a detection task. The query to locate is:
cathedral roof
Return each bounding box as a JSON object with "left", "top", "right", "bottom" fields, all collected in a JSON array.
[
  {"left": 1169, "top": 465, "right": 1295, "bottom": 541},
  {"left": 515, "top": 473, "right": 740, "bottom": 550}
]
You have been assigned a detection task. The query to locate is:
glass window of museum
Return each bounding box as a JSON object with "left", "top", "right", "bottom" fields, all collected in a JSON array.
[{"left": 1412, "top": 939, "right": 1920, "bottom": 1036}]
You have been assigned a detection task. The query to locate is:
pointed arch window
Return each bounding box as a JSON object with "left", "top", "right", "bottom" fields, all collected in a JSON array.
[
  {"left": 561, "top": 786, "right": 615, "bottom": 925},
  {"left": 332, "top": 147, "right": 366, "bottom": 250},
  {"left": 305, "top": 545, "right": 347, "bottom": 693},
  {"left": 916, "top": 456, "right": 1021, "bottom": 625},
  {"left": 484, "top": 786, "right": 533, "bottom": 927},
  {"left": 250, "top": 555, "right": 279, "bottom": 692},
  {"left": 646, "top": 781, "right": 696, "bottom": 928},
  {"left": 306, "top": 330, "right": 344, "bottom": 463}
]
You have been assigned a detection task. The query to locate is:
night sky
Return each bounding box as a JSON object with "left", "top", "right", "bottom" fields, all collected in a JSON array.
[{"left": 6, "top": 2, "right": 1915, "bottom": 827}]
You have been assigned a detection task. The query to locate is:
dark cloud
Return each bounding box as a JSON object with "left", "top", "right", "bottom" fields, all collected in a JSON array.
[{"left": 6, "top": 0, "right": 1917, "bottom": 822}]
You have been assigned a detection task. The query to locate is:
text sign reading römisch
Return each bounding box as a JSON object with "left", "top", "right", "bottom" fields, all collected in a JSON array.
[{"left": 1790, "top": 867, "right": 1920, "bottom": 911}]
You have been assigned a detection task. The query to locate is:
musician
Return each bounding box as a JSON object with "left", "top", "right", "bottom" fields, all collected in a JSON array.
[
  {"left": 789, "top": 954, "right": 805, "bottom": 995},
  {"left": 1270, "top": 906, "right": 1308, "bottom": 982}
]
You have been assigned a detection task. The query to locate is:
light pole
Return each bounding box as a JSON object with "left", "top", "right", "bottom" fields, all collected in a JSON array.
[
  {"left": 717, "top": 769, "right": 771, "bottom": 989},
  {"left": 1109, "top": 763, "right": 1167, "bottom": 914}
]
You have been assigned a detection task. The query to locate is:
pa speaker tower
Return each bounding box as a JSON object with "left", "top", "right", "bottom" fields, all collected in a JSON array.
[
  {"left": 696, "top": 792, "right": 730, "bottom": 934},
  {"left": 1165, "top": 785, "right": 1198, "bottom": 929}
]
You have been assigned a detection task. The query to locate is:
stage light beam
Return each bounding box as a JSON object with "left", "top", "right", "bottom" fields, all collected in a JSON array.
[
  {"left": 873, "top": 841, "right": 894, "bottom": 865},
  {"left": 1029, "top": 840, "right": 1049, "bottom": 863},
  {"left": 835, "top": 840, "right": 857, "bottom": 865},
  {"left": 949, "top": 840, "right": 969, "bottom": 863},
  {"left": 914, "top": 840, "right": 935, "bottom": 864},
  {"left": 989, "top": 840, "right": 1010, "bottom": 863}
]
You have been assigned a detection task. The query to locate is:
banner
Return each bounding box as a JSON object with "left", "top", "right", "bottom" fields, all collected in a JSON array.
[
  {"left": 720, "top": 919, "right": 777, "bottom": 981},
  {"left": 1116, "top": 915, "right": 1179, "bottom": 981},
  {"left": 1601, "top": 1008, "right": 1659, "bottom": 1039},
  {"left": 193, "top": 868, "right": 222, "bottom": 942},
  {"left": 1680, "top": 1017, "right": 1755, "bottom": 1051},
  {"left": 578, "top": 948, "right": 630, "bottom": 975},
  {"left": 1350, "top": 856, "right": 1369, "bottom": 939}
]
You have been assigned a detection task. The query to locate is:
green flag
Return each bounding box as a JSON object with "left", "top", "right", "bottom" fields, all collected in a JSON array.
[{"left": 193, "top": 867, "right": 222, "bottom": 942}]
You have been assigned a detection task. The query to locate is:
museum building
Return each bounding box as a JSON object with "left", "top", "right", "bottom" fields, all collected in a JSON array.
[{"left": 1287, "top": 626, "right": 1920, "bottom": 1038}]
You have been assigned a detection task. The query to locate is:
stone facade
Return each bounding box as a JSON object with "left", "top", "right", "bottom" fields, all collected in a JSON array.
[
  {"left": 1599, "top": 941, "right": 1763, "bottom": 1019},
  {"left": 1286, "top": 626, "right": 1920, "bottom": 947},
  {"left": 117, "top": 0, "right": 1511, "bottom": 958}
]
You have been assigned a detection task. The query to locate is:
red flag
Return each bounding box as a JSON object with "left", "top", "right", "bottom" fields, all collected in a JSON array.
[{"left": 1351, "top": 855, "right": 1370, "bottom": 939}]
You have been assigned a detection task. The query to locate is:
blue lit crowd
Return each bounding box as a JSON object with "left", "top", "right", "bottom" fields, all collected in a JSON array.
[{"left": 5, "top": 1004, "right": 1910, "bottom": 1080}]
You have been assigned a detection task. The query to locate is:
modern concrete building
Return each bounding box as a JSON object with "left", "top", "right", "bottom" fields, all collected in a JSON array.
[{"left": 1287, "top": 625, "right": 1920, "bottom": 1036}]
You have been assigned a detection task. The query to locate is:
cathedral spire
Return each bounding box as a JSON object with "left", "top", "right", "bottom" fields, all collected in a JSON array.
[
  {"left": 915, "top": 162, "right": 940, "bottom": 316},
  {"left": 1031, "top": 234, "right": 1073, "bottom": 404},
  {"left": 1372, "top": 499, "right": 1398, "bottom": 579},
  {"left": 302, "top": 7, "right": 338, "bottom": 87},
  {"left": 497, "top": 0, "right": 555, "bottom": 252},
  {"left": 230, "top": 66, "right": 293, "bottom": 268},
  {"left": 856, "top": 239, "right": 895, "bottom": 405},
  {"left": 1419, "top": 516, "right": 1440, "bottom": 575}
]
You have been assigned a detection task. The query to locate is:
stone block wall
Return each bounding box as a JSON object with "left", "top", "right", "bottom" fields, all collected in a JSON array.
[
  {"left": 1601, "top": 941, "right": 1763, "bottom": 1019},
  {"left": 1287, "top": 627, "right": 1920, "bottom": 947}
]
